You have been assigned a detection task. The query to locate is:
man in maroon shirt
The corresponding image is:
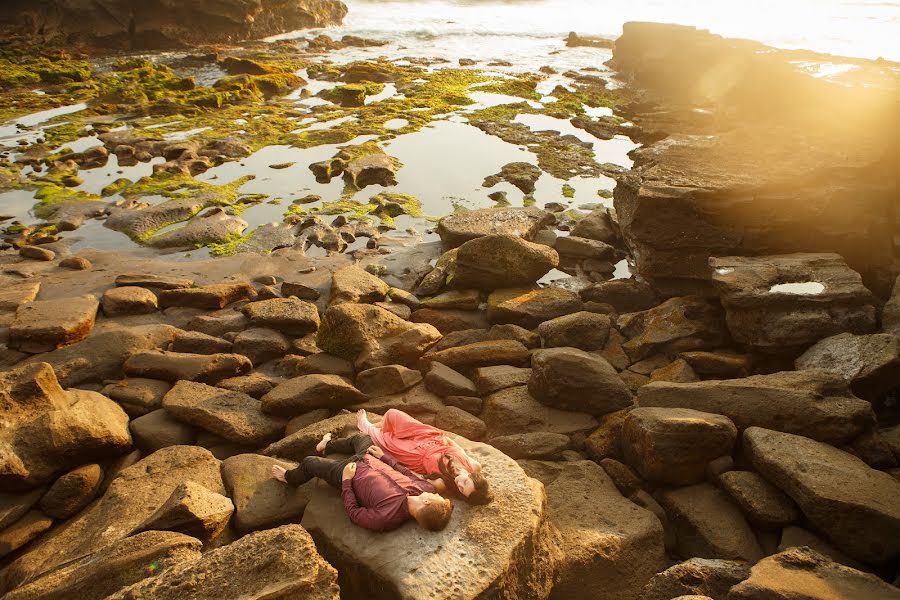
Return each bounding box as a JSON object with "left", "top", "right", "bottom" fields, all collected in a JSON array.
[{"left": 271, "top": 434, "right": 453, "bottom": 532}]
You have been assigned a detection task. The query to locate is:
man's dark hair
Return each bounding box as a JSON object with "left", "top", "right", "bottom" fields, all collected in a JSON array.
[{"left": 416, "top": 498, "right": 453, "bottom": 531}]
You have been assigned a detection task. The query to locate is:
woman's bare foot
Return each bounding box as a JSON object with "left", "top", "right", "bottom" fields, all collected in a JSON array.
[
  {"left": 315, "top": 432, "right": 332, "bottom": 454},
  {"left": 271, "top": 465, "right": 287, "bottom": 483},
  {"left": 356, "top": 409, "right": 370, "bottom": 432}
]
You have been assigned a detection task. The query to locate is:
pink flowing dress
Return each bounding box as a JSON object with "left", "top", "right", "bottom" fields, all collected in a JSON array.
[{"left": 360, "top": 409, "right": 475, "bottom": 475}]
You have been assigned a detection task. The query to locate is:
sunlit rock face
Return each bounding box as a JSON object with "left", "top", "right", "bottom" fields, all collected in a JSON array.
[
  {"left": 608, "top": 22, "right": 898, "bottom": 297},
  {"left": 0, "top": 0, "right": 348, "bottom": 48}
]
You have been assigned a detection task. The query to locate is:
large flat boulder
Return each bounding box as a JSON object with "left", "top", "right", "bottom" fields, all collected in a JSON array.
[
  {"left": 641, "top": 558, "right": 750, "bottom": 600},
  {"left": 729, "top": 547, "right": 900, "bottom": 600},
  {"left": 263, "top": 412, "right": 359, "bottom": 462},
  {"left": 520, "top": 460, "right": 665, "bottom": 600},
  {"left": 487, "top": 287, "right": 583, "bottom": 330},
  {"left": 637, "top": 370, "right": 873, "bottom": 445},
  {"left": 437, "top": 207, "right": 553, "bottom": 248},
  {"left": 162, "top": 380, "right": 285, "bottom": 445},
  {"left": 261, "top": 374, "right": 367, "bottom": 416},
  {"left": 107, "top": 525, "right": 340, "bottom": 600},
  {"left": 710, "top": 253, "right": 877, "bottom": 350},
  {"left": 8, "top": 295, "right": 99, "bottom": 353},
  {"left": 158, "top": 283, "right": 255, "bottom": 309},
  {"left": 301, "top": 437, "right": 558, "bottom": 600},
  {"left": 5, "top": 445, "right": 224, "bottom": 590},
  {"left": 329, "top": 264, "right": 389, "bottom": 305},
  {"left": 743, "top": 427, "right": 900, "bottom": 567},
  {"left": 242, "top": 297, "right": 321, "bottom": 335},
  {"left": 610, "top": 24, "right": 896, "bottom": 294}
]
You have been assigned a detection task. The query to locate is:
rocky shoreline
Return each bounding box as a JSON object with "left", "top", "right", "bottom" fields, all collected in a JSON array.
[{"left": 0, "top": 17, "right": 898, "bottom": 600}]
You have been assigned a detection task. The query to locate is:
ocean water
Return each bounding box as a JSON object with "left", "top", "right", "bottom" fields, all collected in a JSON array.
[{"left": 296, "top": 0, "right": 900, "bottom": 62}]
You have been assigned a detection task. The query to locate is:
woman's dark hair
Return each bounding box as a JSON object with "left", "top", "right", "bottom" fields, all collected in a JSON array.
[{"left": 437, "top": 454, "right": 492, "bottom": 505}]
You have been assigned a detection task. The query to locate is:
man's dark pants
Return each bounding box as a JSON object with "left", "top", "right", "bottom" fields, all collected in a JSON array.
[{"left": 284, "top": 434, "right": 373, "bottom": 488}]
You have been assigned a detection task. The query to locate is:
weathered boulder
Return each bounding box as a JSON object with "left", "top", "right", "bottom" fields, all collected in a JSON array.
[
  {"left": 641, "top": 558, "right": 750, "bottom": 600},
  {"left": 487, "top": 287, "right": 583, "bottom": 329},
  {"left": 728, "top": 547, "right": 900, "bottom": 600},
  {"left": 0, "top": 281, "right": 40, "bottom": 311},
  {"left": 437, "top": 207, "right": 553, "bottom": 248},
  {"left": 679, "top": 350, "right": 751, "bottom": 378},
  {"left": 884, "top": 275, "right": 900, "bottom": 335},
  {"left": 618, "top": 296, "right": 727, "bottom": 361},
  {"left": 1, "top": 364, "right": 131, "bottom": 490},
  {"left": 656, "top": 483, "right": 763, "bottom": 562},
  {"left": 638, "top": 370, "right": 873, "bottom": 445},
  {"left": 101, "top": 286, "right": 158, "bottom": 316},
  {"left": 261, "top": 374, "right": 367, "bottom": 416},
  {"left": 222, "top": 453, "right": 312, "bottom": 534},
  {"left": 472, "top": 365, "right": 531, "bottom": 395},
  {"left": 123, "top": 350, "right": 252, "bottom": 384},
  {"left": 432, "top": 405, "right": 486, "bottom": 440},
  {"left": 584, "top": 408, "right": 633, "bottom": 461},
  {"left": 21, "top": 324, "right": 178, "bottom": 387},
  {"left": 482, "top": 385, "right": 598, "bottom": 439},
  {"left": 537, "top": 311, "right": 611, "bottom": 350},
  {"left": 301, "top": 437, "right": 558, "bottom": 600},
  {"left": 520, "top": 460, "right": 665, "bottom": 600},
  {"left": 355, "top": 364, "right": 422, "bottom": 396},
  {"left": 107, "top": 525, "right": 340, "bottom": 600},
  {"left": 329, "top": 264, "right": 389, "bottom": 305},
  {"left": 145, "top": 210, "right": 247, "bottom": 249},
  {"left": 710, "top": 254, "right": 877, "bottom": 350},
  {"left": 554, "top": 235, "right": 616, "bottom": 261},
  {"left": 424, "top": 362, "right": 477, "bottom": 397},
  {"left": 529, "top": 347, "right": 632, "bottom": 416},
  {"left": 0, "top": 510, "right": 54, "bottom": 560},
  {"left": 5, "top": 445, "right": 224, "bottom": 590},
  {"left": 9, "top": 295, "right": 98, "bottom": 353},
  {"left": 232, "top": 327, "right": 290, "bottom": 365},
  {"left": 162, "top": 380, "right": 285, "bottom": 445},
  {"left": 264, "top": 412, "right": 360, "bottom": 462},
  {"left": 242, "top": 297, "right": 320, "bottom": 335},
  {"left": 3, "top": 531, "right": 202, "bottom": 600},
  {"left": 420, "top": 289, "right": 481, "bottom": 311},
  {"left": 317, "top": 302, "right": 440, "bottom": 365},
  {"left": 451, "top": 235, "right": 559, "bottom": 290},
  {"left": 411, "top": 307, "right": 488, "bottom": 333},
  {"left": 132, "top": 480, "right": 233, "bottom": 543},
  {"left": 570, "top": 207, "right": 619, "bottom": 244},
  {"left": 115, "top": 273, "right": 193, "bottom": 290},
  {"left": 104, "top": 378, "right": 170, "bottom": 417},
  {"left": 795, "top": 332, "right": 900, "bottom": 402},
  {"left": 0, "top": 488, "right": 43, "bottom": 531},
  {"left": 622, "top": 407, "right": 736, "bottom": 485},
  {"left": 187, "top": 309, "right": 249, "bottom": 337},
  {"left": 718, "top": 470, "right": 800, "bottom": 530},
  {"left": 743, "top": 427, "right": 900, "bottom": 566},
  {"left": 422, "top": 339, "right": 530, "bottom": 371},
  {"left": 158, "top": 282, "right": 255, "bottom": 309},
  {"left": 39, "top": 463, "right": 103, "bottom": 519},
  {"left": 130, "top": 409, "right": 196, "bottom": 452},
  {"left": 217, "top": 372, "right": 280, "bottom": 399},
  {"left": 282, "top": 352, "right": 353, "bottom": 377},
  {"left": 343, "top": 152, "right": 400, "bottom": 188}
]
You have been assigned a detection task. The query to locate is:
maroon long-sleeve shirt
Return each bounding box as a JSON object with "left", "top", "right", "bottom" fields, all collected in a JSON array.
[{"left": 341, "top": 453, "right": 436, "bottom": 532}]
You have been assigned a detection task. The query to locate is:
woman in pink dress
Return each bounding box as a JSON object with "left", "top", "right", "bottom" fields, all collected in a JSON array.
[{"left": 349, "top": 408, "right": 492, "bottom": 504}]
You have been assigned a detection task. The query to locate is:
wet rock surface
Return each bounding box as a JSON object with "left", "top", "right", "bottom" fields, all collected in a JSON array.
[{"left": 437, "top": 207, "right": 554, "bottom": 248}]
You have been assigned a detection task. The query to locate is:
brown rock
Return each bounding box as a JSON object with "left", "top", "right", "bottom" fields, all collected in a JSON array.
[
  {"left": 618, "top": 296, "right": 727, "bottom": 362},
  {"left": 9, "top": 295, "right": 98, "bottom": 353},
  {"left": 487, "top": 287, "right": 583, "bottom": 329},
  {"left": 656, "top": 483, "right": 763, "bottom": 562},
  {"left": 422, "top": 339, "right": 530, "bottom": 371},
  {"left": 452, "top": 234, "right": 560, "bottom": 291},
  {"left": 437, "top": 206, "right": 554, "bottom": 248},
  {"left": 433, "top": 405, "right": 487, "bottom": 440},
  {"left": 355, "top": 364, "right": 422, "bottom": 396},
  {"left": 329, "top": 264, "right": 389, "bottom": 305},
  {"left": 490, "top": 432, "right": 569, "bottom": 459},
  {"left": 222, "top": 454, "right": 312, "bottom": 534},
  {"left": 132, "top": 481, "right": 233, "bottom": 544},
  {"left": 216, "top": 372, "right": 280, "bottom": 399},
  {"left": 59, "top": 256, "right": 92, "bottom": 270},
  {"left": 130, "top": 409, "right": 196, "bottom": 452},
  {"left": 163, "top": 380, "right": 285, "bottom": 446},
  {"left": 679, "top": 350, "right": 751, "bottom": 378},
  {"left": 584, "top": 408, "right": 633, "bottom": 461},
  {"left": 719, "top": 470, "right": 800, "bottom": 529},
  {"left": 123, "top": 350, "right": 252, "bottom": 384},
  {"left": 39, "top": 464, "right": 103, "bottom": 519},
  {"left": 158, "top": 283, "right": 255, "bottom": 309},
  {"left": 411, "top": 307, "right": 489, "bottom": 333},
  {"left": 472, "top": 365, "right": 531, "bottom": 395},
  {"left": 19, "top": 245, "right": 55, "bottom": 261},
  {"left": 233, "top": 327, "right": 290, "bottom": 365},
  {"left": 107, "top": 525, "right": 340, "bottom": 600},
  {"left": 171, "top": 330, "right": 233, "bottom": 354},
  {"left": 103, "top": 378, "right": 172, "bottom": 416},
  {"left": 729, "top": 547, "right": 900, "bottom": 600},
  {"left": 744, "top": 427, "right": 900, "bottom": 566},
  {"left": 529, "top": 347, "right": 633, "bottom": 416},
  {"left": 101, "top": 286, "right": 158, "bottom": 316},
  {"left": 622, "top": 407, "right": 737, "bottom": 486},
  {"left": 0, "top": 281, "right": 40, "bottom": 311},
  {"left": 241, "top": 297, "right": 320, "bottom": 335},
  {"left": 641, "top": 558, "right": 750, "bottom": 600},
  {"left": 537, "top": 311, "right": 611, "bottom": 350},
  {"left": 0, "top": 510, "right": 53, "bottom": 560},
  {"left": 261, "top": 374, "right": 367, "bottom": 416},
  {"left": 115, "top": 273, "right": 193, "bottom": 290},
  {"left": 424, "top": 361, "right": 477, "bottom": 397},
  {"left": 482, "top": 385, "right": 598, "bottom": 438},
  {"left": 639, "top": 370, "right": 873, "bottom": 445}
]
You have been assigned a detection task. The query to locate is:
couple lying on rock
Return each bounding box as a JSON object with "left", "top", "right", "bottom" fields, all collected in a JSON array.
[{"left": 271, "top": 408, "right": 491, "bottom": 532}]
